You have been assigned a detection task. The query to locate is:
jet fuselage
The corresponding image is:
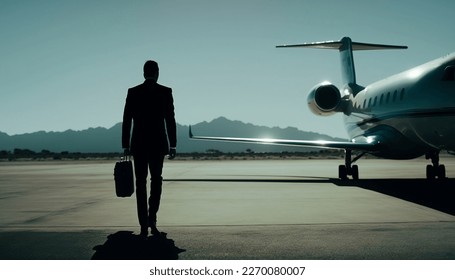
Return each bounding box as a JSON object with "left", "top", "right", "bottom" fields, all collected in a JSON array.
[{"left": 345, "top": 53, "right": 455, "bottom": 159}]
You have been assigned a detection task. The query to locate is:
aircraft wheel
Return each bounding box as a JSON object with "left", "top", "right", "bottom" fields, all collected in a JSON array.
[
  {"left": 426, "top": 165, "right": 435, "bottom": 180},
  {"left": 438, "top": 164, "right": 446, "bottom": 179},
  {"left": 352, "top": 165, "right": 359, "bottom": 180},
  {"left": 338, "top": 165, "right": 347, "bottom": 180}
]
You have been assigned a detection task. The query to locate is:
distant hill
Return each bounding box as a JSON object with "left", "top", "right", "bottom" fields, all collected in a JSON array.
[{"left": 0, "top": 117, "right": 345, "bottom": 153}]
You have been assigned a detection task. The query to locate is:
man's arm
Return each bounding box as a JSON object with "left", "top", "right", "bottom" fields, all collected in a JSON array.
[
  {"left": 165, "top": 89, "right": 177, "bottom": 159},
  {"left": 122, "top": 90, "right": 133, "bottom": 153}
]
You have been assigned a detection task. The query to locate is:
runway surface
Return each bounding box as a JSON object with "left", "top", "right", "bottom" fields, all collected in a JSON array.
[{"left": 0, "top": 158, "right": 454, "bottom": 259}]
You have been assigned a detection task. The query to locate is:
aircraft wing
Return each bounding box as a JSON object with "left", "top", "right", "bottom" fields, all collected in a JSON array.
[{"left": 189, "top": 126, "right": 380, "bottom": 152}]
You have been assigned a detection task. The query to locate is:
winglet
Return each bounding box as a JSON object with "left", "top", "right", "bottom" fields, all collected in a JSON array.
[{"left": 189, "top": 125, "right": 193, "bottom": 138}]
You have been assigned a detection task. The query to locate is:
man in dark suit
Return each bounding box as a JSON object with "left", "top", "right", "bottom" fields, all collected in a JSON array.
[{"left": 122, "top": 60, "right": 177, "bottom": 237}]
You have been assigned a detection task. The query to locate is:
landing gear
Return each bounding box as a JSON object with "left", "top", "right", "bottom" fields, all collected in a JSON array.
[
  {"left": 338, "top": 150, "right": 364, "bottom": 180},
  {"left": 425, "top": 151, "right": 446, "bottom": 179}
]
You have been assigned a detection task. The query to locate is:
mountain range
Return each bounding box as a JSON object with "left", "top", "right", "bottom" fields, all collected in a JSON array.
[{"left": 0, "top": 117, "right": 345, "bottom": 153}]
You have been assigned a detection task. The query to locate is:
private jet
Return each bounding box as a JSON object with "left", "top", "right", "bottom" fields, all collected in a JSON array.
[{"left": 189, "top": 37, "right": 455, "bottom": 180}]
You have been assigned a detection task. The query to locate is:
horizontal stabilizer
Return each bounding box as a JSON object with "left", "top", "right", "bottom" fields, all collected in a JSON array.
[
  {"left": 276, "top": 38, "right": 408, "bottom": 51},
  {"left": 277, "top": 37, "right": 407, "bottom": 88}
]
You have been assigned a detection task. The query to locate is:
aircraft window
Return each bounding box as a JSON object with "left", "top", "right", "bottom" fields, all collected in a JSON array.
[
  {"left": 400, "top": 88, "right": 405, "bottom": 101},
  {"left": 386, "top": 92, "right": 390, "bottom": 103},
  {"left": 393, "top": 90, "right": 397, "bottom": 102},
  {"left": 442, "top": 66, "right": 454, "bottom": 81},
  {"left": 368, "top": 98, "right": 372, "bottom": 107},
  {"left": 379, "top": 94, "right": 384, "bottom": 105},
  {"left": 363, "top": 99, "right": 366, "bottom": 108},
  {"left": 373, "top": 96, "right": 377, "bottom": 106}
]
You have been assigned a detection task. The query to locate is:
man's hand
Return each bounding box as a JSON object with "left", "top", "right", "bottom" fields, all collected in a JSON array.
[{"left": 168, "top": 148, "right": 176, "bottom": 160}]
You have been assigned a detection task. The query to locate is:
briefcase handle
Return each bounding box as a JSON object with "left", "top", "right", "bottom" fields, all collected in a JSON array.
[
  {"left": 120, "top": 155, "right": 132, "bottom": 162},
  {"left": 121, "top": 148, "right": 132, "bottom": 161}
]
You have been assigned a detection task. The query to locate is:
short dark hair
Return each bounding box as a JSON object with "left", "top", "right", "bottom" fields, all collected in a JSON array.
[{"left": 143, "top": 60, "right": 159, "bottom": 77}]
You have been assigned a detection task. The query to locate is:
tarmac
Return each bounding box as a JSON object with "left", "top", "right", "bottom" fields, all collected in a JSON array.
[{"left": 0, "top": 157, "right": 455, "bottom": 260}]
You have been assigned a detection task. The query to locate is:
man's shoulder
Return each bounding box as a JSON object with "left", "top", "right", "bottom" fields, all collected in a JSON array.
[
  {"left": 128, "top": 82, "right": 171, "bottom": 92},
  {"left": 127, "top": 83, "right": 144, "bottom": 94},
  {"left": 155, "top": 83, "right": 172, "bottom": 93}
]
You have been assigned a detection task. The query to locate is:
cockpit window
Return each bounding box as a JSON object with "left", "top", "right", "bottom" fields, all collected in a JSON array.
[{"left": 442, "top": 66, "right": 454, "bottom": 81}]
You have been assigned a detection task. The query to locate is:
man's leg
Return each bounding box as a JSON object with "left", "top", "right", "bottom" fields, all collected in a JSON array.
[
  {"left": 133, "top": 153, "right": 149, "bottom": 234},
  {"left": 148, "top": 154, "right": 164, "bottom": 231}
]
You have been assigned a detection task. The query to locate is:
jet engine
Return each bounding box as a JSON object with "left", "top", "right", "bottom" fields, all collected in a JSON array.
[{"left": 307, "top": 82, "right": 342, "bottom": 116}]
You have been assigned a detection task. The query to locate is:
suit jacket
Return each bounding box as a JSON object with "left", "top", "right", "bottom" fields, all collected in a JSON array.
[{"left": 122, "top": 79, "right": 176, "bottom": 155}]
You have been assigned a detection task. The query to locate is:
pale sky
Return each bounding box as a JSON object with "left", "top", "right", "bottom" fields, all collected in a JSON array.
[{"left": 1, "top": 0, "right": 455, "bottom": 138}]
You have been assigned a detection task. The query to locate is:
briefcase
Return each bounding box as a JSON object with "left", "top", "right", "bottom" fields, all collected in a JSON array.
[{"left": 114, "top": 157, "right": 134, "bottom": 197}]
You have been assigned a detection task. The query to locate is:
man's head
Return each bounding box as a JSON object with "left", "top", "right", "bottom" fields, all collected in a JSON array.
[{"left": 143, "top": 60, "right": 159, "bottom": 81}]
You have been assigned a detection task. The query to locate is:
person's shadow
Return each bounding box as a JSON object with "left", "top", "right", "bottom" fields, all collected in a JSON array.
[{"left": 91, "top": 231, "right": 185, "bottom": 260}]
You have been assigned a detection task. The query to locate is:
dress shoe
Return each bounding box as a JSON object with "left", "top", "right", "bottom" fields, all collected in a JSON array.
[
  {"left": 140, "top": 227, "right": 148, "bottom": 237},
  {"left": 150, "top": 223, "right": 160, "bottom": 235}
]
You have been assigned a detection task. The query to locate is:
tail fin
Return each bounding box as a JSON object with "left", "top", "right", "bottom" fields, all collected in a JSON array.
[{"left": 277, "top": 37, "right": 407, "bottom": 90}]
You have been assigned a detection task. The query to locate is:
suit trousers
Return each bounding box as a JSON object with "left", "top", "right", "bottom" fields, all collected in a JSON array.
[{"left": 133, "top": 152, "right": 165, "bottom": 227}]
